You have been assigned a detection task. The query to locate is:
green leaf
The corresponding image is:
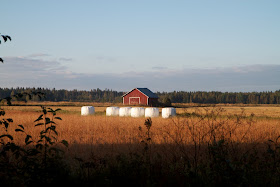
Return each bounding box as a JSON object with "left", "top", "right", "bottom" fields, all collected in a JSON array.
[
  {"left": 0, "top": 134, "right": 13, "bottom": 140},
  {"left": 2, "top": 35, "right": 7, "bottom": 42},
  {"left": 3, "top": 121, "right": 9, "bottom": 129},
  {"left": 41, "top": 135, "right": 51, "bottom": 143},
  {"left": 34, "top": 114, "right": 43, "bottom": 122},
  {"left": 49, "top": 120, "right": 56, "bottom": 125},
  {"left": 15, "top": 129, "right": 24, "bottom": 132},
  {"left": 53, "top": 129, "right": 58, "bottom": 136},
  {"left": 0, "top": 110, "right": 5, "bottom": 116},
  {"left": 26, "top": 141, "right": 33, "bottom": 145},
  {"left": 35, "top": 123, "right": 44, "bottom": 127},
  {"left": 18, "top": 124, "right": 24, "bottom": 129},
  {"left": 54, "top": 117, "right": 62, "bottom": 120},
  {"left": 61, "top": 140, "right": 69, "bottom": 147},
  {"left": 51, "top": 135, "right": 57, "bottom": 140},
  {"left": 6, "top": 35, "right": 11, "bottom": 41},
  {"left": 25, "top": 135, "right": 32, "bottom": 145},
  {"left": 55, "top": 108, "right": 62, "bottom": 112},
  {"left": 45, "top": 117, "right": 51, "bottom": 124},
  {"left": 46, "top": 126, "right": 51, "bottom": 130}
]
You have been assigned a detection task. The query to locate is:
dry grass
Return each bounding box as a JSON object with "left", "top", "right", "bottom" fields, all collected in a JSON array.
[
  {"left": 4, "top": 105, "right": 280, "bottom": 159},
  {"left": 3, "top": 101, "right": 115, "bottom": 107},
  {"left": 176, "top": 106, "right": 280, "bottom": 118},
  {"left": 5, "top": 103, "right": 280, "bottom": 117},
  {"left": 3, "top": 104, "right": 280, "bottom": 185}
]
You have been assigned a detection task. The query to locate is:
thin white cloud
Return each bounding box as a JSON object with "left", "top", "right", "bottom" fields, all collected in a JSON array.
[
  {"left": 1, "top": 56, "right": 72, "bottom": 78},
  {"left": 27, "top": 53, "right": 51, "bottom": 58},
  {"left": 5, "top": 57, "right": 57, "bottom": 71},
  {"left": 94, "top": 55, "right": 116, "bottom": 63},
  {"left": 59, "top": 57, "right": 73, "bottom": 62},
  {"left": 152, "top": 66, "right": 168, "bottom": 70}
]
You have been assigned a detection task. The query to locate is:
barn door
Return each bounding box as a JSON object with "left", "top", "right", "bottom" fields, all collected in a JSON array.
[{"left": 129, "top": 97, "right": 140, "bottom": 105}]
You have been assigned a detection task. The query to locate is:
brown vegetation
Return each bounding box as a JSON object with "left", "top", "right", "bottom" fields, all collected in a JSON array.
[
  {"left": 5, "top": 106, "right": 280, "bottom": 157},
  {"left": 2, "top": 104, "right": 280, "bottom": 185}
]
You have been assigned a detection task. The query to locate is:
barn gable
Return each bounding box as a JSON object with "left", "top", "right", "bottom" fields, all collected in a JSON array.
[{"left": 122, "top": 88, "right": 158, "bottom": 98}]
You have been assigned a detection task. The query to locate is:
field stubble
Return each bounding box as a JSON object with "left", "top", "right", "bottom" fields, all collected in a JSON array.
[
  {"left": 4, "top": 106, "right": 280, "bottom": 160},
  {"left": 3, "top": 104, "right": 280, "bottom": 185}
]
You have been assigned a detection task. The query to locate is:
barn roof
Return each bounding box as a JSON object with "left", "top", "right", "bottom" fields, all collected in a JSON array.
[{"left": 122, "top": 88, "right": 159, "bottom": 98}]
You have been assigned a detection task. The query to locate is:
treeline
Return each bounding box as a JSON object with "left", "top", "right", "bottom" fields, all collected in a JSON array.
[
  {"left": 0, "top": 87, "right": 124, "bottom": 103},
  {"left": 1, "top": 87, "right": 280, "bottom": 104},
  {"left": 156, "top": 90, "right": 280, "bottom": 104}
]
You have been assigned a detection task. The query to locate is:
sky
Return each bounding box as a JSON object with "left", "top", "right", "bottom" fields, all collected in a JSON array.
[{"left": 1, "top": 0, "right": 279, "bottom": 92}]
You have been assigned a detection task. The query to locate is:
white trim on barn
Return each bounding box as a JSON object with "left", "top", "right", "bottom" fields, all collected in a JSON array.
[{"left": 129, "top": 97, "right": 140, "bottom": 105}]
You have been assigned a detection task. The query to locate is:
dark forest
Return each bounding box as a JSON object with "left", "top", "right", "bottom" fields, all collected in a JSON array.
[{"left": 1, "top": 87, "right": 280, "bottom": 104}]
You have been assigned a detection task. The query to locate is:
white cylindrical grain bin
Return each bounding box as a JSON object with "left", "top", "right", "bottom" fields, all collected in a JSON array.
[
  {"left": 162, "top": 107, "right": 176, "bottom": 118},
  {"left": 145, "top": 107, "right": 159, "bottom": 118},
  {"left": 106, "top": 107, "right": 120, "bottom": 116},
  {"left": 119, "top": 107, "right": 132, "bottom": 117},
  {"left": 81, "top": 106, "right": 95, "bottom": 116},
  {"left": 131, "top": 107, "right": 145, "bottom": 117}
]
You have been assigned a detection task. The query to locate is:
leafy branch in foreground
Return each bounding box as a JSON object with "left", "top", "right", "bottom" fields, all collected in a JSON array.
[
  {"left": 15, "top": 105, "right": 68, "bottom": 160},
  {"left": 0, "top": 91, "right": 68, "bottom": 185},
  {"left": 8, "top": 106, "right": 69, "bottom": 185},
  {"left": 0, "top": 33, "right": 12, "bottom": 63}
]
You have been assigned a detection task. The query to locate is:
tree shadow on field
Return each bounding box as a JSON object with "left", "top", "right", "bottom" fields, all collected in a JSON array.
[{"left": 65, "top": 140, "right": 280, "bottom": 187}]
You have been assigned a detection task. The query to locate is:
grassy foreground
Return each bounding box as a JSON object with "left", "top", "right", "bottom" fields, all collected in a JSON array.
[{"left": 1, "top": 103, "right": 280, "bottom": 186}]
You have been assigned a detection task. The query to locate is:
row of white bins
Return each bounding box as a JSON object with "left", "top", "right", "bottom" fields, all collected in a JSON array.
[
  {"left": 106, "top": 107, "right": 176, "bottom": 118},
  {"left": 81, "top": 106, "right": 176, "bottom": 118}
]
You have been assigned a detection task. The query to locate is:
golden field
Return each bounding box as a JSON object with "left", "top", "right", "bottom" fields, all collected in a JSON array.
[
  {"left": 2, "top": 102, "right": 280, "bottom": 185},
  {"left": 2, "top": 103, "right": 280, "bottom": 159}
]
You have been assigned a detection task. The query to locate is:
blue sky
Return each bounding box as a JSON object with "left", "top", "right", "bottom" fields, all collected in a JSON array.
[{"left": 1, "top": 1, "right": 279, "bottom": 92}]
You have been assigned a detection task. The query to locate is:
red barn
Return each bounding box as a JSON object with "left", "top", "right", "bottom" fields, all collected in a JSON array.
[{"left": 122, "top": 88, "right": 159, "bottom": 106}]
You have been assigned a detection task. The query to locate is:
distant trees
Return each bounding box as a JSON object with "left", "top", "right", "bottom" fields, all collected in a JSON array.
[
  {"left": 157, "top": 90, "right": 280, "bottom": 104},
  {"left": 0, "top": 87, "right": 280, "bottom": 104},
  {"left": 0, "top": 87, "right": 124, "bottom": 103}
]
